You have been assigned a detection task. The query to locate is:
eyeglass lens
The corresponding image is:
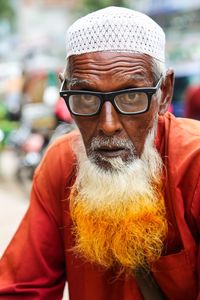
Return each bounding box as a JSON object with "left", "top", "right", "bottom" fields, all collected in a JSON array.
[
  {"left": 114, "top": 92, "right": 148, "bottom": 113},
  {"left": 69, "top": 94, "right": 100, "bottom": 115},
  {"left": 68, "top": 92, "right": 149, "bottom": 115}
]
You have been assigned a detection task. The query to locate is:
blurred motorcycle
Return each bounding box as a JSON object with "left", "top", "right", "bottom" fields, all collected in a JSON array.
[
  {"left": 8, "top": 101, "right": 75, "bottom": 188},
  {"left": 8, "top": 102, "right": 55, "bottom": 185}
]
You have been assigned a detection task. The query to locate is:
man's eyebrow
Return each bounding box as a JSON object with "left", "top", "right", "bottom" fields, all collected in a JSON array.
[
  {"left": 125, "top": 74, "right": 152, "bottom": 87},
  {"left": 126, "top": 74, "right": 146, "bottom": 82},
  {"left": 126, "top": 73, "right": 146, "bottom": 81},
  {"left": 66, "top": 78, "right": 90, "bottom": 88}
]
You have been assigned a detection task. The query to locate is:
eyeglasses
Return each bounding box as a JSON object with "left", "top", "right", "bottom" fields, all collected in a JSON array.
[{"left": 60, "top": 77, "right": 162, "bottom": 117}]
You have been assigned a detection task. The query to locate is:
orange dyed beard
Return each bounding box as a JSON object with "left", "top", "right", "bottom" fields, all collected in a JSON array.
[
  {"left": 70, "top": 187, "right": 168, "bottom": 273},
  {"left": 70, "top": 129, "right": 168, "bottom": 273}
]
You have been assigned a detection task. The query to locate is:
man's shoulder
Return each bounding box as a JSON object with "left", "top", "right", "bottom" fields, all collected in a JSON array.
[
  {"left": 161, "top": 113, "right": 200, "bottom": 154},
  {"left": 46, "top": 129, "right": 80, "bottom": 158},
  {"left": 34, "top": 129, "right": 80, "bottom": 181},
  {"left": 163, "top": 111, "right": 200, "bottom": 132},
  {"left": 170, "top": 113, "right": 200, "bottom": 137},
  {"left": 168, "top": 113, "right": 200, "bottom": 171},
  {"left": 159, "top": 113, "right": 200, "bottom": 194},
  {"left": 29, "top": 130, "right": 80, "bottom": 227},
  {"left": 163, "top": 114, "right": 200, "bottom": 236}
]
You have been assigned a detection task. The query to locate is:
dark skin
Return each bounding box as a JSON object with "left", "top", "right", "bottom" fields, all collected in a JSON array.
[{"left": 62, "top": 52, "right": 174, "bottom": 167}]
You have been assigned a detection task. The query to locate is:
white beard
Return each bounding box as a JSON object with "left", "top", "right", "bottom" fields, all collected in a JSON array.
[
  {"left": 70, "top": 126, "right": 167, "bottom": 272},
  {"left": 72, "top": 127, "right": 163, "bottom": 211}
]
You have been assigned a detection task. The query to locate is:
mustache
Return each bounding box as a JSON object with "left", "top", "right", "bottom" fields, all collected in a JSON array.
[{"left": 90, "top": 136, "right": 136, "bottom": 151}]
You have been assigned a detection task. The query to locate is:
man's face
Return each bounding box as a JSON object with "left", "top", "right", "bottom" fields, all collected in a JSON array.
[
  {"left": 68, "top": 52, "right": 161, "bottom": 168},
  {"left": 67, "top": 52, "right": 170, "bottom": 271}
]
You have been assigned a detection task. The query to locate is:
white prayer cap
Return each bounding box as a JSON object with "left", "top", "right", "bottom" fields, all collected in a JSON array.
[{"left": 66, "top": 6, "right": 165, "bottom": 62}]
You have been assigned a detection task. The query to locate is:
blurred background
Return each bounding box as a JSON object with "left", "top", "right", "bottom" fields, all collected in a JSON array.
[{"left": 0, "top": 0, "right": 200, "bottom": 298}]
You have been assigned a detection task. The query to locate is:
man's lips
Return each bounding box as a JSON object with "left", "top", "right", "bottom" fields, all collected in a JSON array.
[{"left": 94, "top": 147, "right": 128, "bottom": 158}]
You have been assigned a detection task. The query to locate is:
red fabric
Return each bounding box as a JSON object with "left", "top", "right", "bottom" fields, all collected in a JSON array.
[
  {"left": 0, "top": 112, "right": 199, "bottom": 299},
  {"left": 184, "top": 86, "right": 200, "bottom": 120}
]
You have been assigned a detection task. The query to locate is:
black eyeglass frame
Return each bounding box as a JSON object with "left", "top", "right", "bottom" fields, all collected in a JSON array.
[{"left": 59, "top": 77, "right": 163, "bottom": 117}]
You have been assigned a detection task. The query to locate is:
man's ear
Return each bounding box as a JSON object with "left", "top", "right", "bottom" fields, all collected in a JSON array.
[
  {"left": 158, "top": 69, "right": 174, "bottom": 115},
  {"left": 58, "top": 72, "right": 64, "bottom": 83}
]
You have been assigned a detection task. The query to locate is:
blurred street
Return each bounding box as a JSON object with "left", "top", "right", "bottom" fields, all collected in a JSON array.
[
  {"left": 0, "top": 150, "right": 69, "bottom": 299},
  {"left": 0, "top": 150, "right": 29, "bottom": 257}
]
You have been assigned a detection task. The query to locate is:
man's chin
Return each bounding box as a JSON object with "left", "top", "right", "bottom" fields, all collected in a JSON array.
[
  {"left": 88, "top": 153, "right": 136, "bottom": 171},
  {"left": 92, "top": 158, "right": 112, "bottom": 171}
]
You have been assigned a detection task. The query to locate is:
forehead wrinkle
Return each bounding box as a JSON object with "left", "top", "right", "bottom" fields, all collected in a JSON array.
[
  {"left": 71, "top": 61, "right": 148, "bottom": 74},
  {"left": 125, "top": 73, "right": 153, "bottom": 87},
  {"left": 69, "top": 53, "right": 152, "bottom": 73},
  {"left": 67, "top": 55, "right": 153, "bottom": 90},
  {"left": 67, "top": 77, "right": 90, "bottom": 88},
  {"left": 70, "top": 66, "right": 150, "bottom": 80},
  {"left": 110, "top": 68, "right": 152, "bottom": 87},
  {"left": 70, "top": 61, "right": 152, "bottom": 80}
]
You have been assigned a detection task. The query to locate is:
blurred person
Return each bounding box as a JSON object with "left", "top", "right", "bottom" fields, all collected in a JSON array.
[
  {"left": 5, "top": 69, "right": 25, "bottom": 121},
  {"left": 54, "top": 97, "right": 73, "bottom": 124},
  {"left": 184, "top": 84, "right": 200, "bottom": 120},
  {"left": 0, "top": 7, "right": 199, "bottom": 300}
]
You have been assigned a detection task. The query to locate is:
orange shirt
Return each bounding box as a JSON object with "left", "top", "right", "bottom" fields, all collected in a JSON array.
[{"left": 0, "top": 112, "right": 199, "bottom": 299}]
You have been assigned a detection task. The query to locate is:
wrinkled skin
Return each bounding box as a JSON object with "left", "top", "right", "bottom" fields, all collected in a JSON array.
[{"left": 63, "top": 52, "right": 174, "bottom": 167}]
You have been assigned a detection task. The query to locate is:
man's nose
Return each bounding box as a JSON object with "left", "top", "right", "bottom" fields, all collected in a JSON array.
[{"left": 97, "top": 101, "right": 122, "bottom": 136}]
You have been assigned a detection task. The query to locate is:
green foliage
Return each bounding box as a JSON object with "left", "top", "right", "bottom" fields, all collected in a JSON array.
[
  {"left": 0, "top": 102, "right": 7, "bottom": 120},
  {"left": 0, "top": 103, "right": 19, "bottom": 148},
  {"left": 77, "top": 0, "right": 130, "bottom": 15},
  {"left": 0, "top": 119, "right": 19, "bottom": 148},
  {"left": 0, "top": 0, "right": 15, "bottom": 23}
]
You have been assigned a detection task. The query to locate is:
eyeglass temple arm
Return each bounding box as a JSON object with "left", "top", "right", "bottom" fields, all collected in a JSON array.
[{"left": 60, "top": 79, "right": 66, "bottom": 92}]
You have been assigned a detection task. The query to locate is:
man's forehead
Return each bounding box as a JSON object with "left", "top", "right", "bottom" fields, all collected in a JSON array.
[{"left": 67, "top": 52, "right": 153, "bottom": 88}]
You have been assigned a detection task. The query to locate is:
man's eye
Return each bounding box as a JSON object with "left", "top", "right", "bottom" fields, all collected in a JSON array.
[
  {"left": 81, "top": 94, "right": 94, "bottom": 101},
  {"left": 117, "top": 93, "right": 137, "bottom": 103},
  {"left": 127, "top": 93, "right": 137, "bottom": 100}
]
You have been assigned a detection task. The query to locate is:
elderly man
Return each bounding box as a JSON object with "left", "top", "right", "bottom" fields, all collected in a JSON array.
[{"left": 0, "top": 6, "right": 199, "bottom": 300}]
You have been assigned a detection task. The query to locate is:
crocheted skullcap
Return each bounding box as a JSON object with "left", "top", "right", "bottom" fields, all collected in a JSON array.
[{"left": 66, "top": 6, "right": 165, "bottom": 62}]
